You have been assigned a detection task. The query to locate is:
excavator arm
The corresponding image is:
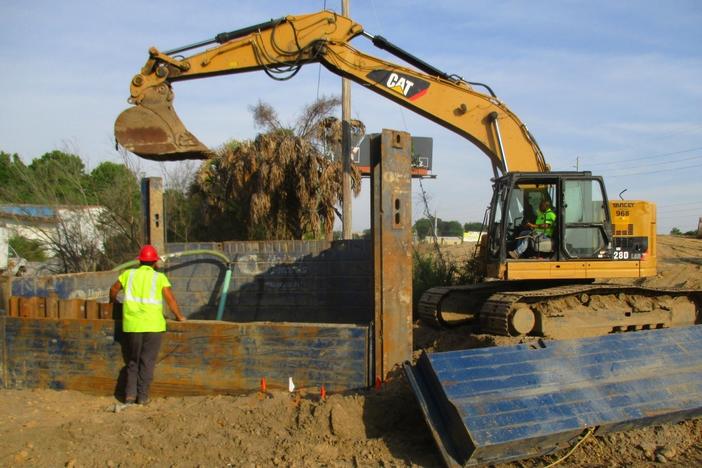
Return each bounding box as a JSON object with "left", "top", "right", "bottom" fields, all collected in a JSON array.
[{"left": 115, "top": 10, "right": 548, "bottom": 172}]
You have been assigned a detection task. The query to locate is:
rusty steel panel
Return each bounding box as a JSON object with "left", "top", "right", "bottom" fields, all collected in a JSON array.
[
  {"left": 46, "top": 294, "right": 59, "bottom": 318},
  {"left": 9, "top": 296, "right": 111, "bottom": 320},
  {"left": 371, "top": 130, "right": 413, "bottom": 382},
  {"left": 98, "top": 302, "right": 113, "bottom": 319},
  {"left": 85, "top": 300, "right": 99, "bottom": 319},
  {"left": 1, "top": 317, "right": 369, "bottom": 395},
  {"left": 19, "top": 296, "right": 41, "bottom": 318},
  {"left": 141, "top": 177, "right": 165, "bottom": 254},
  {"left": 1, "top": 277, "right": 9, "bottom": 315},
  {"left": 0, "top": 317, "right": 5, "bottom": 386},
  {"left": 8, "top": 296, "right": 19, "bottom": 317},
  {"left": 58, "top": 299, "right": 85, "bottom": 319}
]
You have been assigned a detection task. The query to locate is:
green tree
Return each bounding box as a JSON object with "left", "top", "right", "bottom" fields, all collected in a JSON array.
[
  {"left": 0, "top": 149, "right": 143, "bottom": 271},
  {"left": 413, "top": 217, "right": 434, "bottom": 240},
  {"left": 9, "top": 235, "right": 46, "bottom": 261},
  {"left": 89, "top": 161, "right": 142, "bottom": 263},
  {"left": 670, "top": 227, "right": 682, "bottom": 235},
  {"left": 441, "top": 220, "right": 464, "bottom": 237},
  {"left": 0, "top": 151, "right": 33, "bottom": 202},
  {"left": 414, "top": 217, "right": 464, "bottom": 238},
  {"left": 463, "top": 222, "right": 483, "bottom": 232},
  {"left": 164, "top": 188, "right": 202, "bottom": 242},
  {"left": 28, "top": 151, "right": 89, "bottom": 204}
]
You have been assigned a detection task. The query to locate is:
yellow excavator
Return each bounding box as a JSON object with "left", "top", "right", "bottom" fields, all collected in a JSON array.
[{"left": 114, "top": 10, "right": 700, "bottom": 339}]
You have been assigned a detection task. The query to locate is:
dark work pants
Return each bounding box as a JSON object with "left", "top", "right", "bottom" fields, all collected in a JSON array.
[{"left": 124, "top": 332, "right": 163, "bottom": 402}]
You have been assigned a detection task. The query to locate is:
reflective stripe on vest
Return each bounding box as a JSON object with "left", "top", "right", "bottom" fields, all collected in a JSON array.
[{"left": 124, "top": 269, "right": 161, "bottom": 305}]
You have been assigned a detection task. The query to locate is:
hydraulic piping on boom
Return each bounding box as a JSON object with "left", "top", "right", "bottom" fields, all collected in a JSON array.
[{"left": 114, "top": 10, "right": 547, "bottom": 174}]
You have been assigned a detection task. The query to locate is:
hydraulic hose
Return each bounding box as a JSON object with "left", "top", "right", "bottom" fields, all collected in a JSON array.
[
  {"left": 215, "top": 268, "right": 232, "bottom": 321},
  {"left": 112, "top": 249, "right": 233, "bottom": 321}
]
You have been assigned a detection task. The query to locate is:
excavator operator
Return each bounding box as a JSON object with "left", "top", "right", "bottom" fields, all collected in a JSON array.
[{"left": 509, "top": 199, "right": 556, "bottom": 259}]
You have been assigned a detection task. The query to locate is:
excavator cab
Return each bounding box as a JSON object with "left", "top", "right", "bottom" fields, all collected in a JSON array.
[{"left": 485, "top": 172, "right": 613, "bottom": 279}]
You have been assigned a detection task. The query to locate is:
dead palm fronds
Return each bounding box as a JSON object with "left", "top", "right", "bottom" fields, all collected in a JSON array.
[{"left": 194, "top": 98, "right": 362, "bottom": 240}]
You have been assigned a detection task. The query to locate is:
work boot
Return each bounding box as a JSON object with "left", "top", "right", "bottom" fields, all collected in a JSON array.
[
  {"left": 508, "top": 250, "right": 519, "bottom": 259},
  {"left": 136, "top": 397, "right": 151, "bottom": 406}
]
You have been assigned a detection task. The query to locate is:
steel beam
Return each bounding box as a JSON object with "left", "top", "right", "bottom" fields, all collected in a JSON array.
[
  {"left": 141, "top": 177, "right": 165, "bottom": 253},
  {"left": 371, "top": 130, "right": 413, "bottom": 382}
]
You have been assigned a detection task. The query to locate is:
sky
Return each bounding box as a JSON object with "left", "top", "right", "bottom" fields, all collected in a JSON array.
[{"left": 1, "top": 0, "right": 701, "bottom": 234}]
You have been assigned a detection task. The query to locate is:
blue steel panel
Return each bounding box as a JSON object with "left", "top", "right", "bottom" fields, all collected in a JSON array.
[
  {"left": 0, "top": 205, "right": 56, "bottom": 218},
  {"left": 406, "top": 325, "right": 702, "bottom": 467}
]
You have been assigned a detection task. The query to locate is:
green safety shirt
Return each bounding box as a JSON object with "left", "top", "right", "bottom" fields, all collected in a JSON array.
[
  {"left": 534, "top": 208, "right": 556, "bottom": 237},
  {"left": 119, "top": 265, "right": 171, "bottom": 332}
]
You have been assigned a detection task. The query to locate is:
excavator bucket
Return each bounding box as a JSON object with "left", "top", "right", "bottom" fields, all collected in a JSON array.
[{"left": 114, "top": 84, "right": 212, "bottom": 161}]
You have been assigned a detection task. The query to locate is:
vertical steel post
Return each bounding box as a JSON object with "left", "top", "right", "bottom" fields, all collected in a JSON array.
[
  {"left": 141, "top": 177, "right": 165, "bottom": 254},
  {"left": 341, "top": 0, "right": 353, "bottom": 239},
  {"left": 371, "top": 129, "right": 413, "bottom": 382},
  {"left": 0, "top": 226, "right": 8, "bottom": 272}
]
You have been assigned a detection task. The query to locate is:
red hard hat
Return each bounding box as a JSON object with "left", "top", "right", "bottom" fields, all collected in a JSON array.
[{"left": 138, "top": 245, "right": 159, "bottom": 262}]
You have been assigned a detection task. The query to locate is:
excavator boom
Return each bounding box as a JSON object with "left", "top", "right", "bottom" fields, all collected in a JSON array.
[{"left": 115, "top": 10, "right": 547, "bottom": 172}]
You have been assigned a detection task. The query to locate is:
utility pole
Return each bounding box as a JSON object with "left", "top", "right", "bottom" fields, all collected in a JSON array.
[
  {"left": 341, "top": 0, "right": 352, "bottom": 239},
  {"left": 434, "top": 210, "right": 438, "bottom": 238},
  {"left": 574, "top": 156, "right": 580, "bottom": 172}
]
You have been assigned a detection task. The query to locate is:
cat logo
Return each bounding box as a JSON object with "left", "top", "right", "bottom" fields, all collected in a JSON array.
[{"left": 366, "top": 70, "right": 430, "bottom": 101}]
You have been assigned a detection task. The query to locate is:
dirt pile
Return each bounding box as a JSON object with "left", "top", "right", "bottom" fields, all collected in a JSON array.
[{"left": 1, "top": 235, "right": 701, "bottom": 467}]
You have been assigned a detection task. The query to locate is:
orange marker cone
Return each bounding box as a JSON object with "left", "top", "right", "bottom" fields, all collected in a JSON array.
[
  {"left": 261, "top": 377, "right": 267, "bottom": 393},
  {"left": 375, "top": 376, "right": 382, "bottom": 391},
  {"left": 320, "top": 384, "right": 327, "bottom": 401}
]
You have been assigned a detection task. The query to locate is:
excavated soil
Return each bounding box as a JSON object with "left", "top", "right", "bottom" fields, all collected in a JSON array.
[{"left": 1, "top": 235, "right": 701, "bottom": 467}]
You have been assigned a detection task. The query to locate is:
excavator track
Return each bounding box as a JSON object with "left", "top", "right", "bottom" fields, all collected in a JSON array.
[{"left": 419, "top": 282, "right": 702, "bottom": 339}]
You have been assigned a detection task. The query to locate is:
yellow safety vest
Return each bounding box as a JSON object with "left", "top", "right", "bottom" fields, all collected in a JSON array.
[
  {"left": 119, "top": 265, "right": 171, "bottom": 332},
  {"left": 535, "top": 208, "right": 556, "bottom": 237}
]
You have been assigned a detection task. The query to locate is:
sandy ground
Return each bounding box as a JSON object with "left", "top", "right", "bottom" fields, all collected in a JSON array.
[{"left": 1, "top": 235, "right": 701, "bottom": 467}]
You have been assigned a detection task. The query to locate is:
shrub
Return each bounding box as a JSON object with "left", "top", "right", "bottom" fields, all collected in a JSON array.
[{"left": 9, "top": 235, "right": 46, "bottom": 262}]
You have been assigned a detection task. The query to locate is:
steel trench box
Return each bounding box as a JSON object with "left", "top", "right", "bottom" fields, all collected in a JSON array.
[
  {"left": 405, "top": 325, "right": 702, "bottom": 467},
  {"left": 0, "top": 316, "right": 369, "bottom": 396}
]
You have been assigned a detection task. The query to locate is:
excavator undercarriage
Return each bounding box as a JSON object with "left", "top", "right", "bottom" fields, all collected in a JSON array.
[{"left": 419, "top": 281, "right": 701, "bottom": 339}]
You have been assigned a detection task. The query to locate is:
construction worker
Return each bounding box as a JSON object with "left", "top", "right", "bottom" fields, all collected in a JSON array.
[
  {"left": 509, "top": 199, "right": 556, "bottom": 259},
  {"left": 109, "top": 244, "right": 186, "bottom": 405}
]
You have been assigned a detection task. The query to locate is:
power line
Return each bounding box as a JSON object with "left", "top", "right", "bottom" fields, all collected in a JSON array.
[
  {"left": 658, "top": 200, "right": 702, "bottom": 208},
  {"left": 582, "top": 124, "right": 702, "bottom": 163},
  {"left": 606, "top": 162, "right": 702, "bottom": 178},
  {"left": 602, "top": 154, "right": 701, "bottom": 174},
  {"left": 586, "top": 146, "right": 702, "bottom": 169},
  {"left": 657, "top": 206, "right": 702, "bottom": 214}
]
